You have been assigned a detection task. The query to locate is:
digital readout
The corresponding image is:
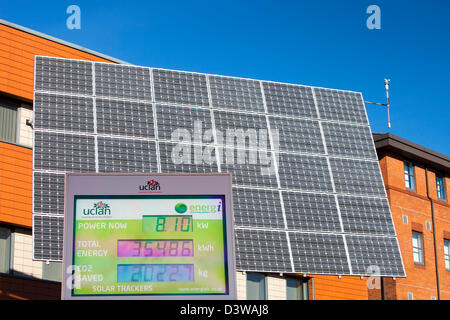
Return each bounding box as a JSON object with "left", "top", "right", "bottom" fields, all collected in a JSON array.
[
  {"left": 117, "top": 264, "right": 194, "bottom": 282},
  {"left": 117, "top": 239, "right": 194, "bottom": 257},
  {"left": 142, "top": 215, "right": 193, "bottom": 233}
]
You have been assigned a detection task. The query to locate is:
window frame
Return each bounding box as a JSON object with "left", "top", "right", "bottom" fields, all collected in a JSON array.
[
  {"left": 286, "top": 277, "right": 309, "bottom": 300},
  {"left": 0, "top": 226, "right": 12, "bottom": 275},
  {"left": 404, "top": 160, "right": 416, "bottom": 192},
  {"left": 444, "top": 239, "right": 450, "bottom": 271},
  {"left": 436, "top": 172, "right": 447, "bottom": 201},
  {"left": 246, "top": 272, "right": 267, "bottom": 300},
  {"left": 412, "top": 231, "right": 424, "bottom": 265}
]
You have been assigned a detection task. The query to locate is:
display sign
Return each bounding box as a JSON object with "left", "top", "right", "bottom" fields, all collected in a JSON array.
[{"left": 62, "top": 174, "right": 235, "bottom": 300}]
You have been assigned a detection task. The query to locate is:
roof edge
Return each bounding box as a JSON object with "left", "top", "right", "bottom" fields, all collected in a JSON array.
[
  {"left": 0, "top": 19, "right": 130, "bottom": 65},
  {"left": 373, "top": 132, "right": 450, "bottom": 173}
]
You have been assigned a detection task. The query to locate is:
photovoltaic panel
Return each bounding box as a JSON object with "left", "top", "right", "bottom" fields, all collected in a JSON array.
[
  {"left": 35, "top": 56, "right": 92, "bottom": 95},
  {"left": 322, "top": 122, "right": 377, "bottom": 160},
  {"left": 235, "top": 229, "right": 292, "bottom": 272},
  {"left": 34, "top": 131, "right": 96, "bottom": 172},
  {"left": 232, "top": 187, "right": 284, "bottom": 229},
  {"left": 33, "top": 172, "right": 65, "bottom": 215},
  {"left": 153, "top": 69, "right": 209, "bottom": 106},
  {"left": 219, "top": 148, "right": 278, "bottom": 188},
  {"left": 213, "top": 110, "right": 267, "bottom": 143},
  {"left": 282, "top": 191, "right": 341, "bottom": 232},
  {"left": 262, "top": 82, "right": 317, "bottom": 118},
  {"left": 34, "top": 93, "right": 94, "bottom": 133},
  {"left": 345, "top": 235, "right": 405, "bottom": 277},
  {"left": 156, "top": 104, "right": 212, "bottom": 142},
  {"left": 94, "top": 63, "right": 152, "bottom": 100},
  {"left": 268, "top": 116, "right": 325, "bottom": 154},
  {"left": 278, "top": 153, "right": 333, "bottom": 192},
  {"left": 314, "top": 88, "right": 368, "bottom": 124},
  {"left": 33, "top": 214, "right": 64, "bottom": 261},
  {"left": 209, "top": 76, "right": 265, "bottom": 113},
  {"left": 159, "top": 141, "right": 219, "bottom": 173},
  {"left": 289, "top": 232, "right": 350, "bottom": 275},
  {"left": 97, "top": 137, "right": 157, "bottom": 173},
  {"left": 329, "top": 158, "right": 386, "bottom": 196},
  {"left": 338, "top": 195, "right": 396, "bottom": 236},
  {"left": 32, "top": 56, "right": 404, "bottom": 279},
  {"left": 96, "top": 99, "right": 154, "bottom": 138}
]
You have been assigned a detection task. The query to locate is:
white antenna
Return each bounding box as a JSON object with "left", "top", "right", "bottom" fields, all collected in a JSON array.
[{"left": 364, "top": 79, "right": 391, "bottom": 128}]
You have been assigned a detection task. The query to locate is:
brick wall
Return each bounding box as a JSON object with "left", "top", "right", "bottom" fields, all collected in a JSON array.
[{"left": 380, "top": 153, "right": 450, "bottom": 300}]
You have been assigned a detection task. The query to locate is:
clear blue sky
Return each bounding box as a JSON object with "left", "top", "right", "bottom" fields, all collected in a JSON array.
[{"left": 2, "top": 0, "right": 449, "bottom": 156}]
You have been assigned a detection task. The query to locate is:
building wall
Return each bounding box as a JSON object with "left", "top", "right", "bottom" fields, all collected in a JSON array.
[
  {"left": 0, "top": 23, "right": 114, "bottom": 102},
  {"left": 311, "top": 275, "right": 369, "bottom": 300},
  {"left": 380, "top": 153, "right": 450, "bottom": 300},
  {"left": 12, "top": 228, "right": 42, "bottom": 278},
  {"left": 0, "top": 141, "right": 32, "bottom": 228},
  {"left": 17, "top": 104, "right": 33, "bottom": 147}
]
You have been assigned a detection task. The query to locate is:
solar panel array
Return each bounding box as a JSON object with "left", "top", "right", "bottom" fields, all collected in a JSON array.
[{"left": 32, "top": 56, "right": 405, "bottom": 277}]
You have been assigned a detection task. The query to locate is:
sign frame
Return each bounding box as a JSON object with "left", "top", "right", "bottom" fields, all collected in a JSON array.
[{"left": 62, "top": 173, "right": 236, "bottom": 300}]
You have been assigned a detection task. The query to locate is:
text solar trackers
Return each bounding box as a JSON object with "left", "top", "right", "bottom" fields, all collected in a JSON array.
[{"left": 32, "top": 56, "right": 405, "bottom": 277}]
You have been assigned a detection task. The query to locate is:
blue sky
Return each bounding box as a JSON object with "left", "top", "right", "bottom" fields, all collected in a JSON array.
[{"left": 1, "top": 0, "right": 449, "bottom": 156}]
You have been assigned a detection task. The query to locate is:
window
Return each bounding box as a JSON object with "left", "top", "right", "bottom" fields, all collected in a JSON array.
[
  {"left": 286, "top": 277, "right": 309, "bottom": 300},
  {"left": 408, "top": 292, "right": 414, "bottom": 300},
  {"left": 0, "top": 226, "right": 12, "bottom": 274},
  {"left": 404, "top": 161, "right": 415, "bottom": 191},
  {"left": 436, "top": 173, "right": 446, "bottom": 201},
  {"left": 246, "top": 273, "right": 266, "bottom": 300},
  {"left": 0, "top": 99, "right": 18, "bottom": 143},
  {"left": 412, "top": 231, "right": 424, "bottom": 265},
  {"left": 444, "top": 239, "right": 450, "bottom": 271}
]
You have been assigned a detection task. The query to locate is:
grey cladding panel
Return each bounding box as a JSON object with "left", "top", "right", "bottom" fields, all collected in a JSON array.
[
  {"left": 34, "top": 93, "right": 94, "bottom": 133},
  {"left": 235, "top": 229, "right": 292, "bottom": 272}
]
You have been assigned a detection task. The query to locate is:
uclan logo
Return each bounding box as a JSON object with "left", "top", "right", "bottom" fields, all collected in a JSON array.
[{"left": 139, "top": 179, "right": 161, "bottom": 191}]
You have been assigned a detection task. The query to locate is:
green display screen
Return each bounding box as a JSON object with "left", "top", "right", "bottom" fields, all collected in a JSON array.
[{"left": 72, "top": 195, "right": 228, "bottom": 296}]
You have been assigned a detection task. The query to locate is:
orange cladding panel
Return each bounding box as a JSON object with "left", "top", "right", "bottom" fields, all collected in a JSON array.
[
  {"left": 0, "top": 23, "right": 115, "bottom": 101},
  {"left": 0, "top": 141, "right": 32, "bottom": 227}
]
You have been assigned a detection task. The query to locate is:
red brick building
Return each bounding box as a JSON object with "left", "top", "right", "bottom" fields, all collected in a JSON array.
[{"left": 371, "top": 133, "right": 450, "bottom": 300}]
